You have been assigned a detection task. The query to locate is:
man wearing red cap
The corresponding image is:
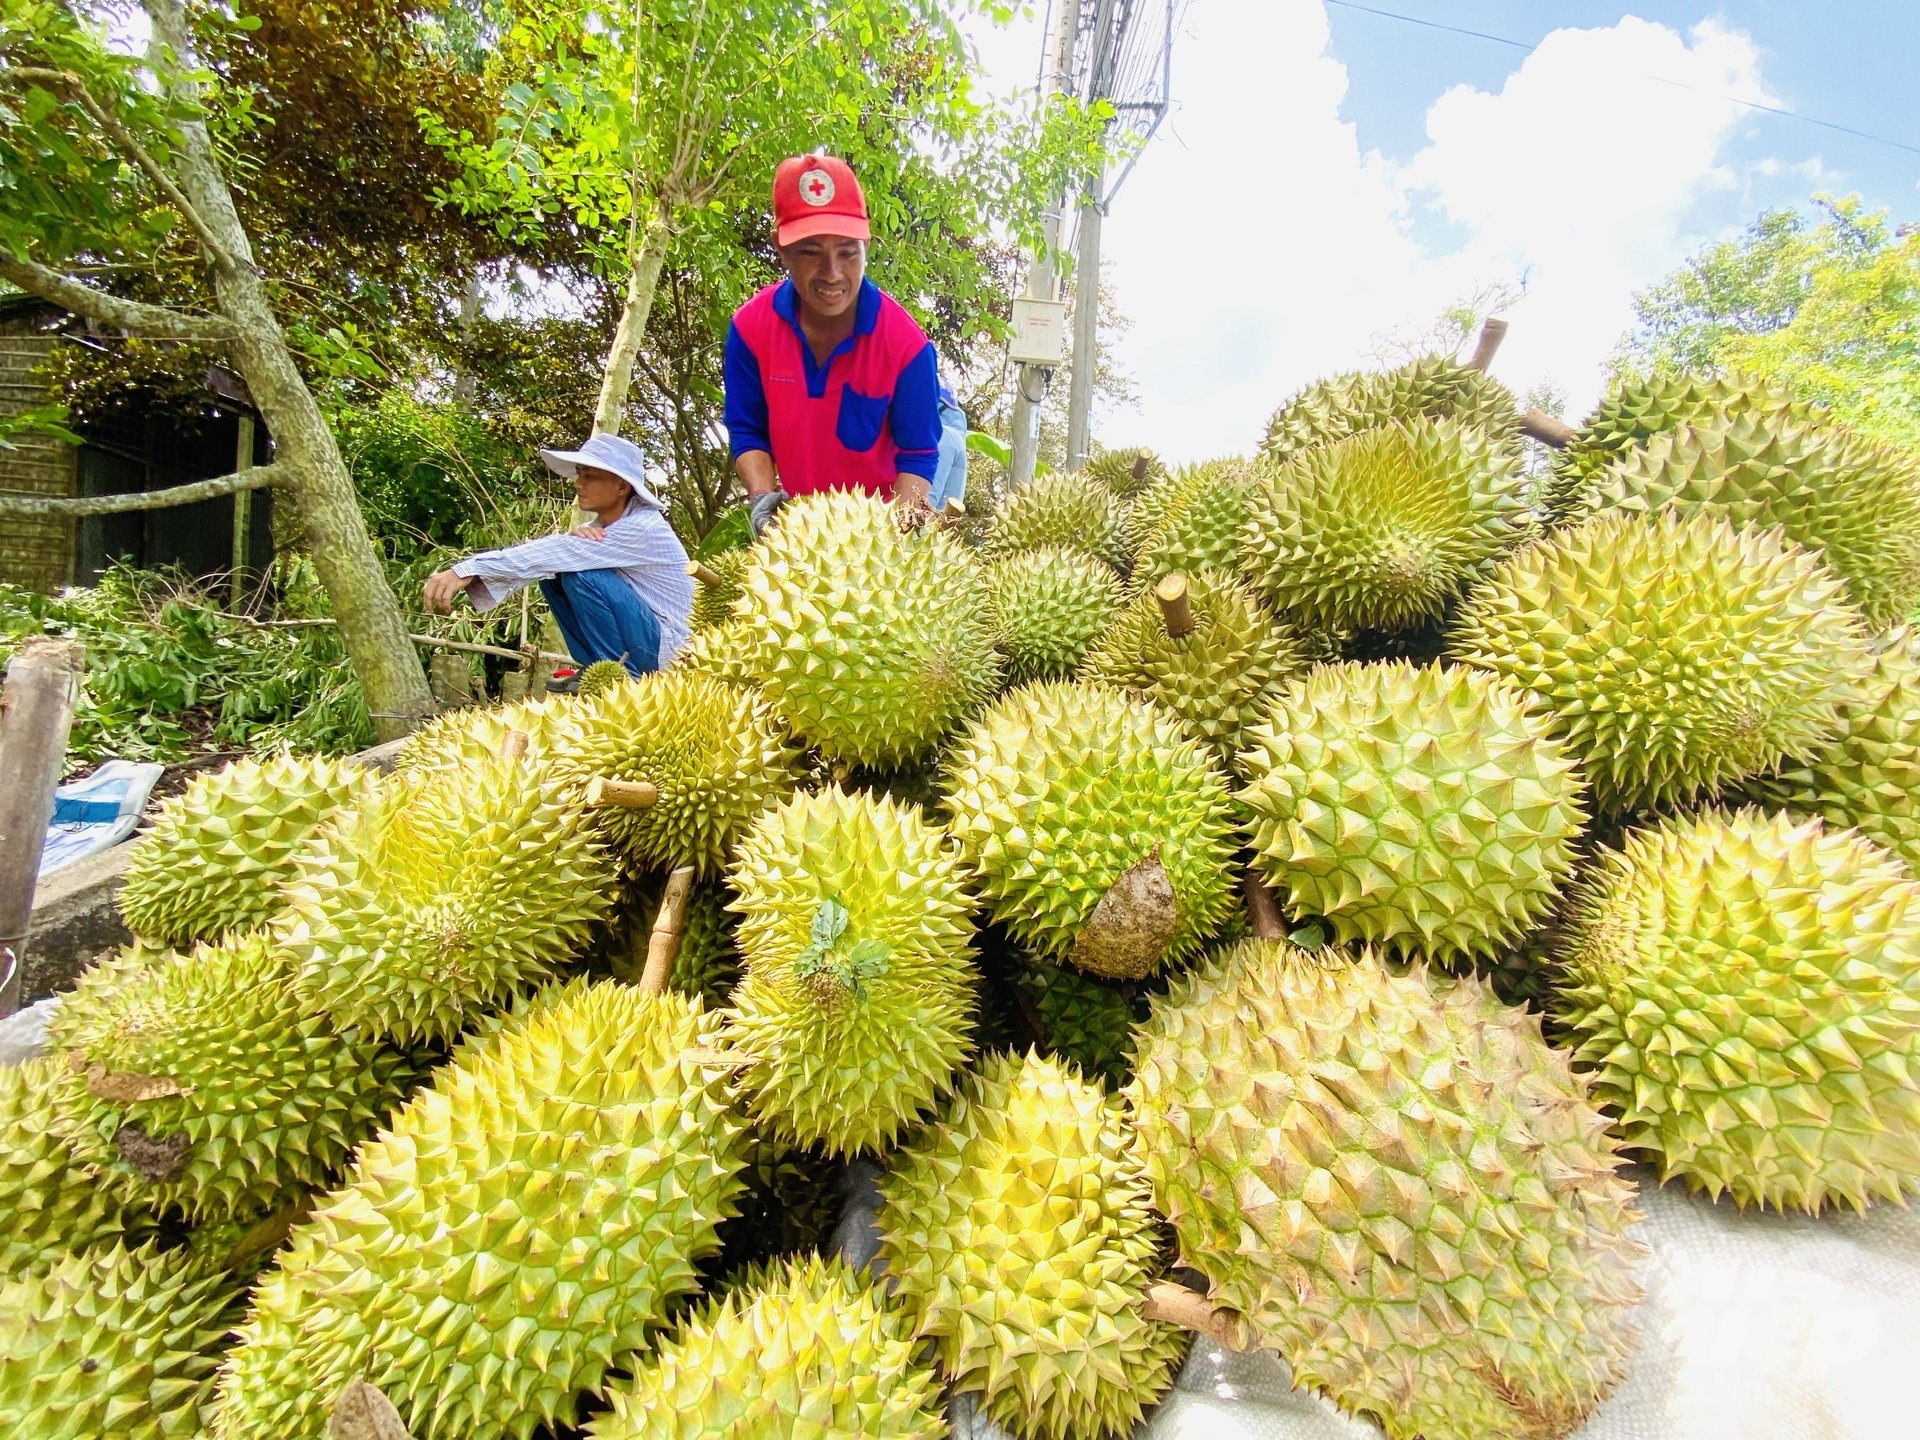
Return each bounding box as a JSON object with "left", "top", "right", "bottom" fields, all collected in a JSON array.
[{"left": 724, "top": 153, "right": 941, "bottom": 533}]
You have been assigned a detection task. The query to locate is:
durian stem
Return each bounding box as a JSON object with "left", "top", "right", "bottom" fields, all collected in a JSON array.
[
  {"left": 638, "top": 865, "right": 696, "bottom": 997},
  {"left": 1243, "top": 867, "right": 1286, "bottom": 941},
  {"left": 1467, "top": 317, "right": 1509, "bottom": 373},
  {"left": 329, "top": 1378, "right": 415, "bottom": 1440},
  {"left": 1142, "top": 1280, "right": 1250, "bottom": 1351},
  {"left": 498, "top": 730, "right": 529, "bottom": 762},
  {"left": 1154, "top": 572, "right": 1194, "bottom": 638},
  {"left": 1131, "top": 453, "right": 1150, "bottom": 482},
  {"left": 686, "top": 560, "right": 723, "bottom": 589},
  {"left": 0, "top": 638, "right": 83, "bottom": 1018},
  {"left": 585, "top": 777, "right": 660, "bottom": 810},
  {"left": 1520, "top": 409, "right": 1577, "bottom": 449}
]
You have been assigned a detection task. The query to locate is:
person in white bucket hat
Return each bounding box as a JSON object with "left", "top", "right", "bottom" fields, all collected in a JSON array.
[{"left": 422, "top": 432, "right": 694, "bottom": 685}]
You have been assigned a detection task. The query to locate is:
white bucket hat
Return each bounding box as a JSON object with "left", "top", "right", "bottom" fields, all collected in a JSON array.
[{"left": 538, "top": 432, "right": 666, "bottom": 511}]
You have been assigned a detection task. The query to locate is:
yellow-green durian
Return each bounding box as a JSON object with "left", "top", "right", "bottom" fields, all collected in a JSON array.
[
  {"left": 1262, "top": 352, "right": 1520, "bottom": 464},
  {"left": 880, "top": 1051, "right": 1185, "bottom": 1440},
  {"left": 207, "top": 983, "right": 745, "bottom": 1440},
  {"left": 985, "top": 471, "right": 1128, "bottom": 567},
  {"left": 989, "top": 545, "right": 1124, "bottom": 682},
  {"left": 1, "top": 1055, "right": 149, "bottom": 1279},
  {"left": 1239, "top": 417, "right": 1530, "bottom": 632},
  {"left": 612, "top": 876, "right": 742, "bottom": 1006},
  {"left": 738, "top": 490, "right": 1002, "bottom": 768},
  {"left": 943, "top": 681, "right": 1238, "bottom": 977},
  {"left": 723, "top": 785, "right": 976, "bottom": 1155},
  {"left": 676, "top": 615, "right": 757, "bottom": 688},
  {"left": 276, "top": 756, "right": 612, "bottom": 1045},
  {"left": 117, "top": 753, "right": 374, "bottom": 945},
  {"left": 1126, "top": 457, "right": 1260, "bottom": 586},
  {"left": 1238, "top": 661, "right": 1588, "bottom": 961},
  {"left": 587, "top": 1255, "right": 946, "bottom": 1440},
  {"left": 395, "top": 696, "right": 572, "bottom": 777},
  {"left": 689, "top": 544, "right": 752, "bottom": 631},
  {"left": 1130, "top": 941, "right": 1644, "bottom": 1440},
  {"left": 1451, "top": 508, "right": 1876, "bottom": 813},
  {"left": 1084, "top": 446, "right": 1166, "bottom": 500},
  {"left": 1555, "top": 808, "right": 1920, "bottom": 1212},
  {"left": 574, "top": 657, "right": 632, "bottom": 696}
]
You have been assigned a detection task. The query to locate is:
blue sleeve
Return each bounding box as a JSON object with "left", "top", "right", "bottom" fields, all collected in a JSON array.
[
  {"left": 889, "top": 342, "right": 941, "bottom": 480},
  {"left": 723, "top": 320, "right": 770, "bottom": 458}
]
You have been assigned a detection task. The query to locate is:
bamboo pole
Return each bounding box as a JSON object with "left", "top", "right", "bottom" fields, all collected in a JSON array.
[
  {"left": 637, "top": 866, "right": 697, "bottom": 997},
  {"left": 0, "top": 639, "right": 84, "bottom": 1017},
  {"left": 1154, "top": 573, "right": 1194, "bottom": 638},
  {"left": 230, "top": 414, "right": 255, "bottom": 611}
]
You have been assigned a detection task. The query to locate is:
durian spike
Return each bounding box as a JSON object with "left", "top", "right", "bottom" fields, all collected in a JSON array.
[
  {"left": 586, "top": 776, "right": 660, "bottom": 810},
  {"left": 1071, "top": 847, "right": 1179, "bottom": 979},
  {"left": 686, "top": 560, "right": 723, "bottom": 589},
  {"left": 1521, "top": 409, "right": 1576, "bottom": 447},
  {"left": 330, "top": 1378, "right": 414, "bottom": 1440},
  {"left": 1466, "top": 317, "right": 1508, "bottom": 373},
  {"left": 1141, "top": 1280, "right": 1251, "bottom": 1352},
  {"left": 638, "top": 865, "right": 696, "bottom": 996},
  {"left": 1153, "top": 572, "right": 1194, "bottom": 638},
  {"left": 498, "top": 728, "right": 529, "bottom": 761},
  {"left": 1242, "top": 867, "right": 1286, "bottom": 940}
]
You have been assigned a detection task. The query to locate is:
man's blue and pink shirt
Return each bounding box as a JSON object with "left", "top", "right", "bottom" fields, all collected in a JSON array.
[{"left": 723, "top": 278, "right": 940, "bottom": 497}]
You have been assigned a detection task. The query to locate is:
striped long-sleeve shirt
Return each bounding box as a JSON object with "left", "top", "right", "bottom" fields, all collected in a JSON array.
[{"left": 452, "top": 501, "right": 695, "bottom": 665}]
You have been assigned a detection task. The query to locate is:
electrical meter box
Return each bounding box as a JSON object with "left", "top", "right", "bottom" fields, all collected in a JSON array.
[{"left": 1008, "top": 297, "right": 1069, "bottom": 366}]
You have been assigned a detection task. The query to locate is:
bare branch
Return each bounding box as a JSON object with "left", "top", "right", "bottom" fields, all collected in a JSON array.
[
  {"left": 0, "top": 256, "right": 236, "bottom": 343},
  {"left": 0, "top": 465, "right": 280, "bottom": 517}
]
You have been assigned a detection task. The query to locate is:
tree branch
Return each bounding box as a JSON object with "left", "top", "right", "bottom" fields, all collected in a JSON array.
[
  {"left": 0, "top": 256, "right": 236, "bottom": 343},
  {"left": 0, "top": 464, "right": 281, "bottom": 516}
]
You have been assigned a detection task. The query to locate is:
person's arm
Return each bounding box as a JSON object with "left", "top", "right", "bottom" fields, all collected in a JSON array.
[
  {"left": 724, "top": 320, "right": 775, "bottom": 496},
  {"left": 889, "top": 343, "right": 940, "bottom": 508}
]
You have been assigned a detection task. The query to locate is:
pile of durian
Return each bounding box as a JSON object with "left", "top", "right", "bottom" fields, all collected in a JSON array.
[{"left": 7, "top": 352, "right": 1920, "bottom": 1440}]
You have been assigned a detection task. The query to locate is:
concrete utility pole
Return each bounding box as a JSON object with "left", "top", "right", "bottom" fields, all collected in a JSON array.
[{"left": 1066, "top": 0, "right": 1120, "bottom": 472}]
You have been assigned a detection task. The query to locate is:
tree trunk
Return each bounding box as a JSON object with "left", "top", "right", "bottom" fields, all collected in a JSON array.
[
  {"left": 592, "top": 207, "right": 675, "bottom": 438},
  {"left": 146, "top": 0, "right": 433, "bottom": 740}
]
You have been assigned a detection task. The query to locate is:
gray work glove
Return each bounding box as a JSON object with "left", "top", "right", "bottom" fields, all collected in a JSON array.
[{"left": 749, "top": 488, "right": 788, "bottom": 538}]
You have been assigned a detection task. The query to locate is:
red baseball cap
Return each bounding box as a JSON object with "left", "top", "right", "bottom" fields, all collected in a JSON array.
[{"left": 773, "top": 154, "right": 870, "bottom": 246}]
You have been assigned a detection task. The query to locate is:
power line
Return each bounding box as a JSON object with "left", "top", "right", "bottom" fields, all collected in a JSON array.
[{"left": 1323, "top": 0, "right": 1920, "bottom": 158}]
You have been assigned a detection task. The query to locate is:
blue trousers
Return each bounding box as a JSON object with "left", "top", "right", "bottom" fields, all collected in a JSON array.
[{"left": 539, "top": 568, "right": 661, "bottom": 677}]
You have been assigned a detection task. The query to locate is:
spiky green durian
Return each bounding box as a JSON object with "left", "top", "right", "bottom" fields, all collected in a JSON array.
[
  {"left": 985, "top": 471, "right": 1127, "bottom": 567},
  {"left": 1080, "top": 568, "right": 1309, "bottom": 771},
  {"left": 720, "top": 1138, "right": 844, "bottom": 1272},
  {"left": 1556, "top": 808, "right": 1920, "bottom": 1212},
  {"left": 1451, "top": 508, "right": 1876, "bottom": 813},
  {"left": 988, "top": 545, "right": 1124, "bottom": 682},
  {"left": 396, "top": 696, "right": 573, "bottom": 777},
  {"left": 575, "top": 657, "right": 632, "bottom": 696},
  {"left": 117, "top": 754, "right": 374, "bottom": 945},
  {"left": 676, "top": 616, "right": 757, "bottom": 688},
  {"left": 587, "top": 1254, "right": 945, "bottom": 1440},
  {"left": 1737, "top": 629, "right": 1920, "bottom": 873},
  {"left": 1, "top": 1056, "right": 148, "bottom": 1279},
  {"left": 690, "top": 545, "right": 751, "bottom": 631},
  {"left": 1017, "top": 960, "right": 1144, "bottom": 1088},
  {"left": 1130, "top": 942, "right": 1645, "bottom": 1440},
  {"left": 723, "top": 785, "right": 976, "bottom": 1155},
  {"left": 943, "top": 682, "right": 1238, "bottom": 977},
  {"left": 738, "top": 490, "right": 1002, "bottom": 769},
  {"left": 1238, "top": 417, "right": 1529, "bottom": 632},
  {"left": 550, "top": 668, "right": 799, "bottom": 874},
  {"left": 1238, "top": 661, "right": 1588, "bottom": 961},
  {"left": 1127, "top": 457, "right": 1260, "bottom": 585},
  {"left": 0, "top": 1242, "right": 238, "bottom": 1440},
  {"left": 612, "top": 877, "right": 741, "bottom": 1005},
  {"left": 276, "top": 755, "right": 612, "bottom": 1045},
  {"left": 1576, "top": 411, "right": 1920, "bottom": 627},
  {"left": 1262, "top": 353, "right": 1520, "bottom": 463},
  {"left": 1547, "top": 370, "right": 1812, "bottom": 520},
  {"left": 45, "top": 932, "right": 416, "bottom": 1223},
  {"left": 880, "top": 1051, "right": 1184, "bottom": 1440},
  {"left": 1084, "top": 446, "right": 1166, "bottom": 500},
  {"left": 208, "top": 983, "right": 745, "bottom": 1440}
]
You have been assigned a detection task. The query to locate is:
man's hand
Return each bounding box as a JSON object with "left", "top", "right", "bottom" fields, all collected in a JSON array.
[
  {"left": 749, "top": 488, "right": 788, "bottom": 538},
  {"left": 569, "top": 523, "right": 606, "bottom": 541},
  {"left": 422, "top": 568, "right": 475, "bottom": 615},
  {"left": 892, "top": 473, "right": 932, "bottom": 511}
]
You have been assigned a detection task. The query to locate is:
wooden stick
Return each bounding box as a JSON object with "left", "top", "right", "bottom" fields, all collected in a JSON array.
[
  {"left": 1243, "top": 866, "right": 1286, "bottom": 941},
  {"left": 638, "top": 866, "right": 697, "bottom": 997},
  {"left": 0, "top": 464, "right": 281, "bottom": 517},
  {"left": 1520, "top": 409, "right": 1577, "bottom": 449},
  {"left": 686, "top": 560, "right": 723, "bottom": 589},
  {"left": 1154, "top": 573, "right": 1194, "bottom": 638},
  {"left": 585, "top": 777, "right": 659, "bottom": 810},
  {"left": 1142, "top": 1280, "right": 1250, "bottom": 1351},
  {"left": 1467, "top": 317, "right": 1509, "bottom": 373},
  {"left": 0, "top": 639, "right": 83, "bottom": 1017},
  {"left": 497, "top": 729, "right": 529, "bottom": 762}
]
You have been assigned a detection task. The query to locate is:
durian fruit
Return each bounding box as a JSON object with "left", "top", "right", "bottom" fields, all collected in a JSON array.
[
  {"left": 719, "top": 1138, "right": 844, "bottom": 1273},
  {"left": 880, "top": 1051, "right": 1185, "bottom": 1440},
  {"left": 1262, "top": 353, "right": 1520, "bottom": 464},
  {"left": 737, "top": 490, "right": 1003, "bottom": 769},
  {"left": 1555, "top": 807, "right": 1920, "bottom": 1212},
  {"left": 586, "top": 1255, "right": 946, "bottom": 1440},
  {"left": 1737, "top": 629, "right": 1920, "bottom": 873},
  {"left": 1130, "top": 941, "right": 1645, "bottom": 1440},
  {"left": 988, "top": 545, "right": 1124, "bottom": 682},
  {"left": 612, "top": 876, "right": 741, "bottom": 1005},
  {"left": 943, "top": 681, "right": 1238, "bottom": 977},
  {"left": 1546, "top": 370, "right": 1812, "bottom": 521},
  {"left": 550, "top": 668, "right": 799, "bottom": 875},
  {"left": 575, "top": 656, "right": 632, "bottom": 696},
  {"left": 1, "top": 1055, "right": 148, "bottom": 1279},
  {"left": 1451, "top": 508, "right": 1876, "bottom": 813},
  {"left": 45, "top": 932, "right": 417, "bottom": 1223},
  {"left": 1084, "top": 445, "right": 1166, "bottom": 500},
  {"left": 689, "top": 545, "right": 751, "bottom": 631},
  {"left": 208, "top": 983, "right": 745, "bottom": 1440},
  {"left": 1017, "top": 958, "right": 1144, "bottom": 1088},
  {"left": 723, "top": 785, "right": 977, "bottom": 1155},
  {"left": 1578, "top": 410, "right": 1920, "bottom": 627},
  {"left": 1238, "top": 417, "right": 1529, "bottom": 633},
  {"left": 985, "top": 471, "right": 1127, "bottom": 567},
  {"left": 276, "top": 754, "right": 612, "bottom": 1045},
  {"left": 1126, "top": 457, "right": 1260, "bottom": 586},
  {"left": 0, "top": 1241, "right": 239, "bottom": 1440},
  {"left": 1080, "top": 567, "right": 1310, "bottom": 772},
  {"left": 1238, "top": 661, "right": 1588, "bottom": 961},
  {"left": 676, "top": 615, "right": 757, "bottom": 688},
  {"left": 396, "top": 696, "right": 571, "bottom": 777},
  {"left": 117, "top": 753, "right": 374, "bottom": 945}
]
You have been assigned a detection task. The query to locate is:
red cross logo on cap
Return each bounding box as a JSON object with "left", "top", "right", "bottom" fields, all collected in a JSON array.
[{"left": 799, "top": 167, "right": 835, "bottom": 206}]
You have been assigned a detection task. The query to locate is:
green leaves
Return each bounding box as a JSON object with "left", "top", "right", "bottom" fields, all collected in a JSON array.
[{"left": 794, "top": 895, "right": 892, "bottom": 1001}]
